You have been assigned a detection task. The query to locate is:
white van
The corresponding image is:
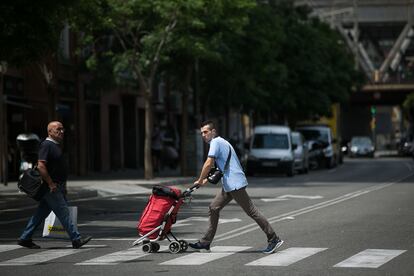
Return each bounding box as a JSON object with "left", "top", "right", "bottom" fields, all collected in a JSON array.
[{"left": 245, "top": 125, "right": 295, "bottom": 177}]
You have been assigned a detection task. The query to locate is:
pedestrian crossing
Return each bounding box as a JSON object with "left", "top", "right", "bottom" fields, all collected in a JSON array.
[
  {"left": 246, "top": 247, "right": 328, "bottom": 266},
  {"left": 0, "top": 248, "right": 92, "bottom": 266},
  {"left": 0, "top": 244, "right": 407, "bottom": 269},
  {"left": 160, "top": 246, "right": 250, "bottom": 266}
]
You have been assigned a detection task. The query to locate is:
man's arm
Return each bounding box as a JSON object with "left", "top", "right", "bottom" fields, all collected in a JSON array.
[
  {"left": 37, "top": 160, "right": 57, "bottom": 193},
  {"left": 194, "top": 157, "right": 215, "bottom": 186}
]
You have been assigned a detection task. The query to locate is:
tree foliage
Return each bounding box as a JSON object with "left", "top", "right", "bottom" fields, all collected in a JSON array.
[
  {"left": 0, "top": 0, "right": 84, "bottom": 66},
  {"left": 198, "top": 0, "right": 363, "bottom": 124}
]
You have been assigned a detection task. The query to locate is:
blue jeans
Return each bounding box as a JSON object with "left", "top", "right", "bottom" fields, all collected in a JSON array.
[{"left": 20, "top": 184, "right": 81, "bottom": 241}]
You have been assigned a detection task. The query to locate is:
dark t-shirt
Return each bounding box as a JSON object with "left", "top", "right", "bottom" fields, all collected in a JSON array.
[{"left": 38, "top": 139, "right": 68, "bottom": 183}]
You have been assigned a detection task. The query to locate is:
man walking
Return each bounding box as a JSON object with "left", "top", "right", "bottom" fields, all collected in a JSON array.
[
  {"left": 189, "top": 120, "right": 283, "bottom": 253},
  {"left": 18, "top": 121, "right": 92, "bottom": 249}
]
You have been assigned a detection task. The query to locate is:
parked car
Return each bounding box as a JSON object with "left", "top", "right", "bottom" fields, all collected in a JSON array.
[
  {"left": 349, "top": 136, "right": 375, "bottom": 157},
  {"left": 296, "top": 124, "right": 342, "bottom": 169},
  {"left": 291, "top": 131, "right": 309, "bottom": 173},
  {"left": 245, "top": 125, "right": 296, "bottom": 177}
]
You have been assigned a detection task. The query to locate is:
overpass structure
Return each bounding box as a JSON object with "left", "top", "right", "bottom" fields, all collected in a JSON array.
[
  {"left": 296, "top": 0, "right": 414, "bottom": 149},
  {"left": 297, "top": 0, "right": 414, "bottom": 101}
]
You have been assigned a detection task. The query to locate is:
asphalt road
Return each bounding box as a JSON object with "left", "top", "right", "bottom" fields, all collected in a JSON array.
[{"left": 0, "top": 157, "right": 413, "bottom": 276}]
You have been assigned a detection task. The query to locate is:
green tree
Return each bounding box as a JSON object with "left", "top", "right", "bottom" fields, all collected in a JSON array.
[
  {"left": 197, "top": 0, "right": 287, "bottom": 124},
  {"left": 0, "top": 0, "right": 96, "bottom": 119},
  {"left": 0, "top": 0, "right": 75, "bottom": 65},
  {"left": 81, "top": 0, "right": 247, "bottom": 179},
  {"left": 161, "top": 0, "right": 255, "bottom": 174},
  {"left": 198, "top": 0, "right": 363, "bottom": 126},
  {"left": 277, "top": 2, "right": 363, "bottom": 124}
]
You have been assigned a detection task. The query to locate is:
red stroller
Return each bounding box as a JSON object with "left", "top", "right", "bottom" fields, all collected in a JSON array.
[{"left": 132, "top": 184, "right": 199, "bottom": 253}]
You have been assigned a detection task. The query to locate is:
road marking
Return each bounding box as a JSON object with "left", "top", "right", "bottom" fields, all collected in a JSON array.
[
  {"left": 76, "top": 245, "right": 168, "bottom": 265},
  {"left": 65, "top": 244, "right": 108, "bottom": 248},
  {"left": 215, "top": 174, "right": 414, "bottom": 242},
  {"left": 160, "top": 246, "right": 251, "bottom": 266},
  {"left": 261, "top": 195, "right": 323, "bottom": 202},
  {"left": 246, "top": 247, "right": 327, "bottom": 266},
  {"left": 0, "top": 245, "right": 21, "bottom": 253},
  {"left": 333, "top": 249, "right": 407, "bottom": 268},
  {"left": 174, "top": 217, "right": 241, "bottom": 227},
  {"left": 0, "top": 249, "right": 91, "bottom": 266}
]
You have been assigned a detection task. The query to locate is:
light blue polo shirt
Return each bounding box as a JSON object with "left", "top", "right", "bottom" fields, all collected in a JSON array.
[{"left": 208, "top": 136, "right": 248, "bottom": 192}]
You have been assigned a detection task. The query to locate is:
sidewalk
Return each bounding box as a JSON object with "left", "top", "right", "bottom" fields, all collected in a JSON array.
[{"left": 0, "top": 169, "right": 194, "bottom": 210}]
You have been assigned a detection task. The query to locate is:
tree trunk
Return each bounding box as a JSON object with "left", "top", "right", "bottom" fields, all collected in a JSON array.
[{"left": 144, "top": 87, "right": 154, "bottom": 179}]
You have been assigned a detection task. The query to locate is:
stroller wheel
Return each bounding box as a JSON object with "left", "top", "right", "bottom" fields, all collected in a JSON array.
[
  {"left": 151, "top": 242, "right": 160, "bottom": 253},
  {"left": 178, "top": 240, "right": 188, "bottom": 252},
  {"left": 142, "top": 243, "right": 152, "bottom": 253},
  {"left": 169, "top": 241, "right": 181, "bottom": 254}
]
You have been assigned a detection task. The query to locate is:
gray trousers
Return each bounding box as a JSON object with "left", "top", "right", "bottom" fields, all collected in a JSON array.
[{"left": 201, "top": 187, "right": 277, "bottom": 243}]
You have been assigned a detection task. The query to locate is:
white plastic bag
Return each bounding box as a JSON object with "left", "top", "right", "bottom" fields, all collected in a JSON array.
[{"left": 42, "top": 206, "right": 78, "bottom": 239}]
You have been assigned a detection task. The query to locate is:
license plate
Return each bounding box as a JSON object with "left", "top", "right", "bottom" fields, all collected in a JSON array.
[{"left": 262, "top": 161, "right": 278, "bottom": 167}]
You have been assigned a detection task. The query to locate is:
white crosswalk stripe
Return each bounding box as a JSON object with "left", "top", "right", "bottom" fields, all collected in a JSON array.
[
  {"left": 160, "top": 246, "right": 251, "bottom": 266},
  {"left": 333, "top": 249, "right": 407, "bottom": 268},
  {"left": 0, "top": 245, "right": 21, "bottom": 253},
  {"left": 0, "top": 244, "right": 409, "bottom": 269},
  {"left": 246, "top": 247, "right": 328, "bottom": 266},
  {"left": 76, "top": 245, "right": 168, "bottom": 265},
  {"left": 0, "top": 249, "right": 91, "bottom": 266}
]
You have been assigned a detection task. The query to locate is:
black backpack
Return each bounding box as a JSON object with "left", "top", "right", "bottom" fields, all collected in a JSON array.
[{"left": 17, "top": 167, "right": 49, "bottom": 201}]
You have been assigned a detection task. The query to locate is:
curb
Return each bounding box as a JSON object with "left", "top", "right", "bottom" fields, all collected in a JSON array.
[{"left": 0, "top": 189, "right": 98, "bottom": 210}]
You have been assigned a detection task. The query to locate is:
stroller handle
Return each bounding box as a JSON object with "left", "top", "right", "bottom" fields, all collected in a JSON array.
[{"left": 181, "top": 184, "right": 200, "bottom": 198}]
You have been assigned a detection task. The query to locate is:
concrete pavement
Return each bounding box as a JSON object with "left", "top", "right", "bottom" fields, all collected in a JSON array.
[{"left": 0, "top": 169, "right": 194, "bottom": 210}]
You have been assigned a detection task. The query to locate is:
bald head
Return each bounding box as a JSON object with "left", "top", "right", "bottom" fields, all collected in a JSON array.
[{"left": 47, "top": 121, "right": 65, "bottom": 143}]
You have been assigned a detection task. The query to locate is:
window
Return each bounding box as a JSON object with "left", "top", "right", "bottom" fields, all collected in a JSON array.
[{"left": 252, "top": 134, "right": 289, "bottom": 149}]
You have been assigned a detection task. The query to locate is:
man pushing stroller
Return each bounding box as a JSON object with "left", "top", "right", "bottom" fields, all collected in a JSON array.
[{"left": 189, "top": 120, "right": 284, "bottom": 254}]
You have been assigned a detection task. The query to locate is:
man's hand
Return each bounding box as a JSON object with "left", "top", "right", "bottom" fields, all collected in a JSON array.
[
  {"left": 49, "top": 182, "right": 57, "bottom": 193},
  {"left": 194, "top": 178, "right": 208, "bottom": 186}
]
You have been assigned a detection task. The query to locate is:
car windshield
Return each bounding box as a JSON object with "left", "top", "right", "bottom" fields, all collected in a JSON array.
[
  {"left": 252, "top": 133, "right": 289, "bottom": 149},
  {"left": 351, "top": 137, "right": 372, "bottom": 146},
  {"left": 299, "top": 129, "right": 329, "bottom": 143}
]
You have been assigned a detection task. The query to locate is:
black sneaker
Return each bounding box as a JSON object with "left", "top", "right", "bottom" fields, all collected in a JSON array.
[
  {"left": 262, "top": 238, "right": 284, "bottom": 254},
  {"left": 72, "top": 236, "right": 92, "bottom": 249},
  {"left": 17, "top": 239, "right": 40, "bottom": 249},
  {"left": 189, "top": 241, "right": 211, "bottom": 252}
]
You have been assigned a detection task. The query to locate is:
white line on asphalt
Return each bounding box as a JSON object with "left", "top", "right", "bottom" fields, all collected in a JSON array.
[
  {"left": 0, "top": 248, "right": 91, "bottom": 266},
  {"left": 214, "top": 172, "right": 414, "bottom": 242},
  {"left": 76, "top": 245, "right": 168, "bottom": 265},
  {"left": 0, "top": 245, "right": 21, "bottom": 253},
  {"left": 246, "top": 247, "right": 328, "bottom": 266},
  {"left": 160, "top": 246, "right": 251, "bottom": 266},
  {"left": 333, "top": 249, "right": 407, "bottom": 268},
  {"left": 261, "top": 194, "right": 323, "bottom": 202},
  {"left": 65, "top": 244, "right": 108, "bottom": 248}
]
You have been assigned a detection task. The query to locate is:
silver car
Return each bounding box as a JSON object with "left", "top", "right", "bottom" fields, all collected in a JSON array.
[
  {"left": 291, "top": 131, "right": 309, "bottom": 173},
  {"left": 349, "top": 136, "right": 375, "bottom": 157}
]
